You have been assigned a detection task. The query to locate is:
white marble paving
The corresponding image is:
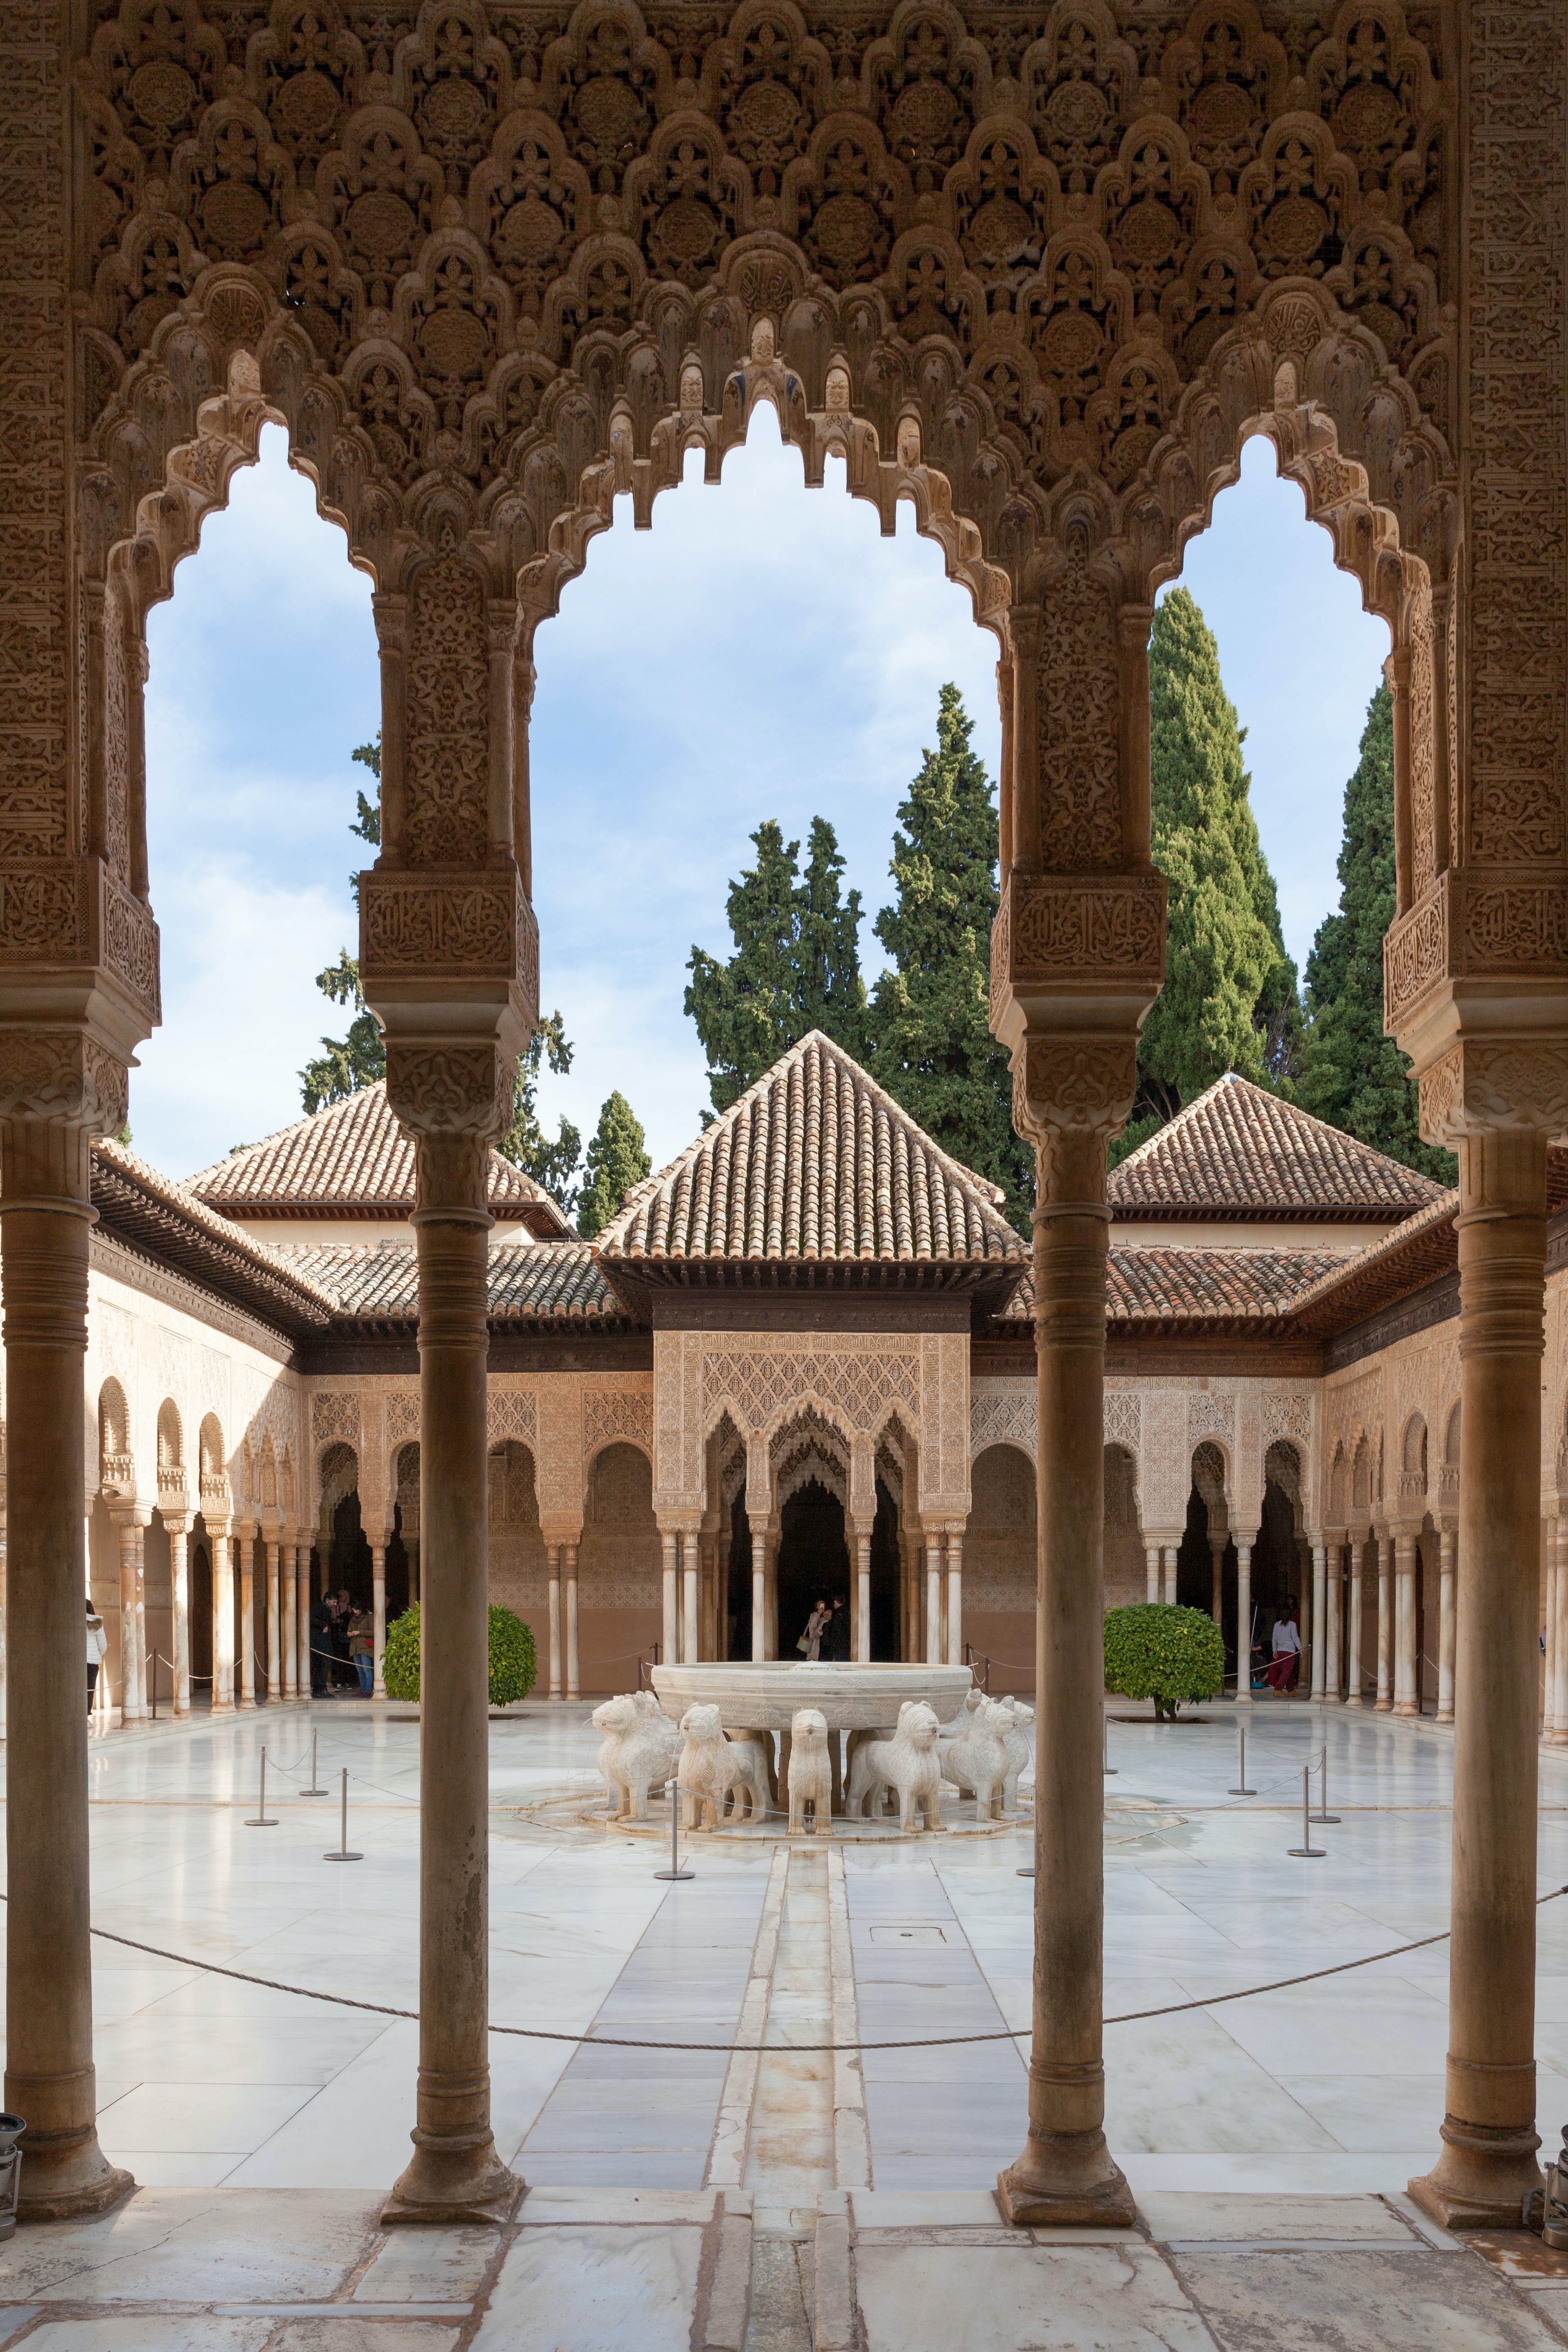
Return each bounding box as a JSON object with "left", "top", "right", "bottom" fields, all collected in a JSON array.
[{"left": 0, "top": 1693, "right": 1564, "bottom": 2209}]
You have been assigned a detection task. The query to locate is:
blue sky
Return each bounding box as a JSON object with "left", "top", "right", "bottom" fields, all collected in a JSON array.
[{"left": 137, "top": 417, "right": 1388, "bottom": 1186}]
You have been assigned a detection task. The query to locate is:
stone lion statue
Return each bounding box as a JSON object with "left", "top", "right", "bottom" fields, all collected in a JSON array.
[
  {"left": 845, "top": 1700, "right": 943, "bottom": 1833},
  {"left": 591, "top": 1691, "right": 679, "bottom": 1822},
  {"left": 676, "top": 1702, "right": 769, "bottom": 1831},
  {"left": 786, "top": 1707, "right": 833, "bottom": 1836},
  {"left": 941, "top": 1696, "right": 1015, "bottom": 1819}
]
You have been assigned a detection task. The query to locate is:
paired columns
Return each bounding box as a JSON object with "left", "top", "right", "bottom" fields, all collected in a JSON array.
[
  {"left": 1392, "top": 1531, "right": 1421, "bottom": 1717},
  {"left": 1234, "top": 1537, "right": 1254, "bottom": 1703},
  {"left": 1375, "top": 1533, "right": 1394, "bottom": 1710}
]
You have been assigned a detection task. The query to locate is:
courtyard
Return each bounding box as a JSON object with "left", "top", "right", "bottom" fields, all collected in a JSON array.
[{"left": 2, "top": 1695, "right": 1567, "bottom": 2347}]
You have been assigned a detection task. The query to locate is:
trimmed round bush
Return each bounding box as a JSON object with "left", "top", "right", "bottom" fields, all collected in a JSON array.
[
  {"left": 381, "top": 1604, "right": 537, "bottom": 1709},
  {"left": 1104, "top": 1602, "right": 1225, "bottom": 1719}
]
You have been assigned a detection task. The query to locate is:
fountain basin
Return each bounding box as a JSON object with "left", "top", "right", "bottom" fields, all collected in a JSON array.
[{"left": 649, "top": 1660, "right": 973, "bottom": 1732}]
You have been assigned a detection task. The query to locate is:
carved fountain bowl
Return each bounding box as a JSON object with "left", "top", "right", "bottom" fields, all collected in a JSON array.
[{"left": 649, "top": 1660, "right": 974, "bottom": 1732}]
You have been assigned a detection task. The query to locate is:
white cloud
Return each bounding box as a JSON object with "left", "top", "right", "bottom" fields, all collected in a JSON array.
[{"left": 131, "top": 410, "right": 1386, "bottom": 1189}]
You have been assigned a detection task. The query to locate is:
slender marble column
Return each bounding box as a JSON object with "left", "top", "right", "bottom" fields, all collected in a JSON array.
[
  {"left": 661, "top": 1530, "right": 678, "bottom": 1667},
  {"left": 752, "top": 1537, "right": 766, "bottom": 1663},
  {"left": 296, "top": 1551, "right": 310, "bottom": 1697},
  {"left": 1376, "top": 1534, "right": 1394, "bottom": 1711},
  {"left": 925, "top": 1537, "right": 942, "bottom": 1664},
  {"left": 546, "top": 1547, "right": 561, "bottom": 1697},
  {"left": 1394, "top": 1533, "right": 1419, "bottom": 1716},
  {"left": 281, "top": 1543, "right": 297, "bottom": 1701},
  {"left": 371, "top": 1542, "right": 386, "bottom": 1697},
  {"left": 382, "top": 1130, "right": 519, "bottom": 2226},
  {"left": 169, "top": 1518, "right": 191, "bottom": 1715},
  {"left": 946, "top": 1533, "right": 963, "bottom": 1667},
  {"left": 1144, "top": 1543, "right": 1159, "bottom": 1604},
  {"left": 237, "top": 1535, "right": 256, "bottom": 1710},
  {"left": 1235, "top": 1542, "right": 1253, "bottom": 1704},
  {"left": 1554, "top": 1526, "right": 1568, "bottom": 1748},
  {"left": 1161, "top": 1546, "right": 1177, "bottom": 1605},
  {"left": 997, "top": 1127, "right": 1131, "bottom": 2228},
  {"left": 1346, "top": 1541, "right": 1364, "bottom": 1706},
  {"left": 682, "top": 1530, "right": 699, "bottom": 1666},
  {"left": 1310, "top": 1542, "right": 1328, "bottom": 1699},
  {"left": 265, "top": 1539, "right": 281, "bottom": 1701},
  {"left": 564, "top": 1546, "right": 579, "bottom": 1699},
  {"left": 1325, "top": 1545, "right": 1343, "bottom": 1701},
  {"left": 0, "top": 1129, "right": 134, "bottom": 2216},
  {"left": 212, "top": 1531, "right": 235, "bottom": 1711},
  {"left": 1438, "top": 1526, "right": 1457, "bottom": 1728},
  {"left": 113, "top": 1514, "right": 145, "bottom": 1724},
  {"left": 855, "top": 1530, "right": 871, "bottom": 1663},
  {"left": 1411, "top": 1131, "right": 1549, "bottom": 2228},
  {"left": 1208, "top": 1535, "right": 1225, "bottom": 1626}
]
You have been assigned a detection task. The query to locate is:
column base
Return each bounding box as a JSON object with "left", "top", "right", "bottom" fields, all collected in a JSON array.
[
  {"left": 15, "top": 2132, "right": 135, "bottom": 2223},
  {"left": 1409, "top": 2148, "right": 1541, "bottom": 2232},
  {"left": 1393, "top": 1702, "right": 1420, "bottom": 1718},
  {"left": 383, "top": 2142, "right": 524, "bottom": 2228},
  {"left": 997, "top": 2139, "right": 1134, "bottom": 2229}
]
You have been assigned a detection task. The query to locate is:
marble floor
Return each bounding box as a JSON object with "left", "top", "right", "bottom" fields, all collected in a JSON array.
[
  {"left": 0, "top": 1695, "right": 1563, "bottom": 2346},
  {"left": 14, "top": 1695, "right": 1568, "bottom": 2194}
]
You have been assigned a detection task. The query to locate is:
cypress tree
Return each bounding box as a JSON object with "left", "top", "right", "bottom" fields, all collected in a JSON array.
[
  {"left": 685, "top": 817, "right": 868, "bottom": 1113},
  {"left": 1133, "top": 588, "right": 1300, "bottom": 1128},
  {"left": 869, "top": 683, "right": 1032, "bottom": 1226},
  {"left": 1298, "top": 687, "right": 1457, "bottom": 1182},
  {"left": 577, "top": 1091, "right": 652, "bottom": 1239}
]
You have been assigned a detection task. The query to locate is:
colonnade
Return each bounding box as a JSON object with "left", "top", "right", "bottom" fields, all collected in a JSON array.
[{"left": 94, "top": 1514, "right": 316, "bottom": 1721}]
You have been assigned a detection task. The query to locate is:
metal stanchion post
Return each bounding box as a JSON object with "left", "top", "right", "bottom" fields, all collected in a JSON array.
[
  {"left": 1288, "top": 1764, "right": 1325, "bottom": 1858},
  {"left": 323, "top": 1766, "right": 362, "bottom": 1862},
  {"left": 653, "top": 1777, "right": 693, "bottom": 1882},
  {"left": 299, "top": 1729, "right": 328, "bottom": 1797},
  {"left": 1229, "top": 1725, "right": 1255, "bottom": 1796},
  {"left": 1311, "top": 1748, "right": 1340, "bottom": 1825},
  {"left": 245, "top": 1747, "right": 276, "bottom": 1827}
]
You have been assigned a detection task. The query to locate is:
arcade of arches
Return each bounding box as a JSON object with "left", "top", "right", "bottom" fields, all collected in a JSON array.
[{"left": 1, "top": 0, "right": 1565, "bottom": 2261}]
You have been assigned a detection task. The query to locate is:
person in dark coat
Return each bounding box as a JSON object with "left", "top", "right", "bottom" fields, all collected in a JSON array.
[{"left": 309, "top": 1593, "right": 335, "bottom": 1697}]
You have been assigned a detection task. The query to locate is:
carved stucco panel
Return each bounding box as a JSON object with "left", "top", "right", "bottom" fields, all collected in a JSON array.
[
  {"left": 973, "top": 1380, "right": 1037, "bottom": 1463},
  {"left": 1139, "top": 1388, "right": 1189, "bottom": 1533}
]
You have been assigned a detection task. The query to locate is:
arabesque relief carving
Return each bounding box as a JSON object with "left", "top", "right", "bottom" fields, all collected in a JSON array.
[{"left": 0, "top": 0, "right": 1564, "bottom": 1155}]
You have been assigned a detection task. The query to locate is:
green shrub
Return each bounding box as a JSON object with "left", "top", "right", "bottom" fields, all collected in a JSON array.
[
  {"left": 1104, "top": 1602, "right": 1225, "bottom": 1719},
  {"left": 381, "top": 1604, "right": 537, "bottom": 1708}
]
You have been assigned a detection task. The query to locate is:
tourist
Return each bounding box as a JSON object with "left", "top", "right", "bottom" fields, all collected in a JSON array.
[
  {"left": 309, "top": 1591, "right": 335, "bottom": 1697},
  {"left": 333, "top": 1589, "right": 354, "bottom": 1688},
  {"left": 348, "top": 1605, "right": 375, "bottom": 1697},
  {"left": 86, "top": 1599, "right": 106, "bottom": 1717},
  {"left": 1266, "top": 1601, "right": 1302, "bottom": 1695},
  {"left": 824, "top": 1596, "right": 848, "bottom": 1661},
  {"left": 801, "top": 1599, "right": 830, "bottom": 1660}
]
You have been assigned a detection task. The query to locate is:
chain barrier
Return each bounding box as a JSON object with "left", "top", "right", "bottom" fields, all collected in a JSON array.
[{"left": 6, "top": 1887, "right": 1562, "bottom": 2054}]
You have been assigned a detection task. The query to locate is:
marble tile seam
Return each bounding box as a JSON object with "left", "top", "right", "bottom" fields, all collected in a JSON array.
[{"left": 704, "top": 1846, "right": 790, "bottom": 2193}]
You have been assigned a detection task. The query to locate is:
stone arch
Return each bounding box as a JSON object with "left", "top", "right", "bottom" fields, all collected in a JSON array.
[
  {"left": 1351, "top": 1433, "right": 1372, "bottom": 1518},
  {"left": 198, "top": 1412, "right": 227, "bottom": 1486},
  {"left": 155, "top": 1398, "right": 183, "bottom": 1472},
  {"left": 1444, "top": 1401, "right": 1462, "bottom": 1468},
  {"left": 98, "top": 1380, "right": 130, "bottom": 1479},
  {"left": 318, "top": 1439, "right": 360, "bottom": 1528},
  {"left": 1265, "top": 1439, "right": 1306, "bottom": 1528},
  {"left": 1401, "top": 1411, "right": 1428, "bottom": 1481},
  {"left": 1328, "top": 1440, "right": 1350, "bottom": 1529},
  {"left": 1192, "top": 1438, "right": 1230, "bottom": 1523}
]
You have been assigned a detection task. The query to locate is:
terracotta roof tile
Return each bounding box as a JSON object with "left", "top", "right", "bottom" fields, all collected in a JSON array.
[
  {"left": 276, "top": 1240, "right": 628, "bottom": 1322},
  {"left": 186, "top": 1083, "right": 574, "bottom": 1235},
  {"left": 596, "top": 1032, "right": 1026, "bottom": 1268},
  {"left": 1003, "top": 1243, "right": 1342, "bottom": 1325},
  {"left": 1107, "top": 1075, "right": 1445, "bottom": 1221},
  {"left": 90, "top": 1139, "right": 338, "bottom": 1328}
]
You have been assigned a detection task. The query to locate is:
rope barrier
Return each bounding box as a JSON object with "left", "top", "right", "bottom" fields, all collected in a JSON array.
[{"left": 7, "top": 1886, "right": 1562, "bottom": 2054}]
